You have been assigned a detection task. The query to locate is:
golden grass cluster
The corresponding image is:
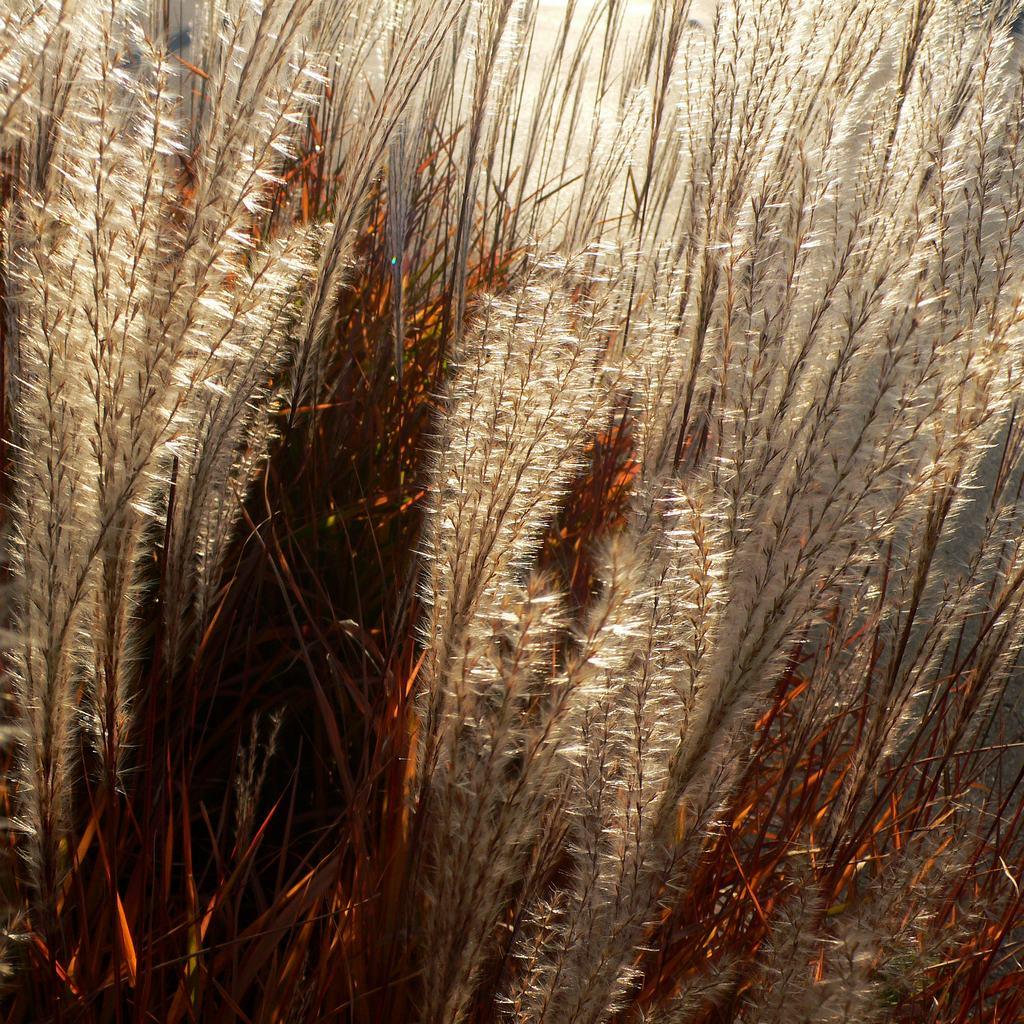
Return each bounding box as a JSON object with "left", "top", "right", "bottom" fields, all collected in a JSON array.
[{"left": 0, "top": 0, "right": 1023, "bottom": 1021}]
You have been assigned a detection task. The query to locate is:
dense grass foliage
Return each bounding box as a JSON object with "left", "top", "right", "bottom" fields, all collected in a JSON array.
[{"left": 1, "top": 0, "right": 1024, "bottom": 1021}]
